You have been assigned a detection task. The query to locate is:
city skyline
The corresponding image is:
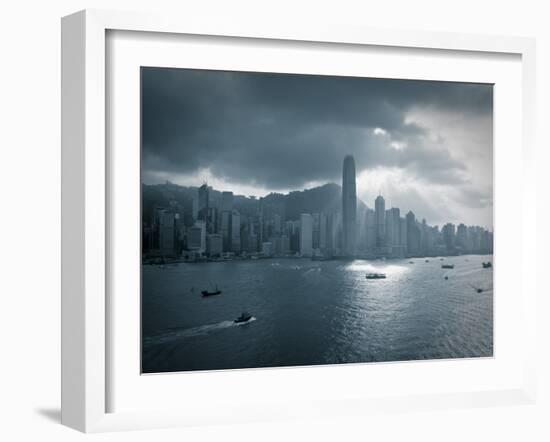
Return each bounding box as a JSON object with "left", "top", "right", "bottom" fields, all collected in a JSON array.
[
  {"left": 142, "top": 152, "right": 493, "bottom": 261},
  {"left": 144, "top": 178, "right": 493, "bottom": 233},
  {"left": 142, "top": 67, "right": 493, "bottom": 229}
]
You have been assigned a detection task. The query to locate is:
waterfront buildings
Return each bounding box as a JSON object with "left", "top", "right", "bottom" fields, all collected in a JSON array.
[{"left": 142, "top": 157, "right": 493, "bottom": 260}]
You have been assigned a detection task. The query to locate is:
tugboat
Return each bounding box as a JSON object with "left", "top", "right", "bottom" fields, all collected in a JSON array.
[
  {"left": 482, "top": 262, "right": 492, "bottom": 269},
  {"left": 201, "top": 284, "right": 222, "bottom": 297},
  {"left": 234, "top": 311, "right": 253, "bottom": 323},
  {"left": 366, "top": 272, "right": 387, "bottom": 279},
  {"left": 441, "top": 264, "right": 454, "bottom": 269}
]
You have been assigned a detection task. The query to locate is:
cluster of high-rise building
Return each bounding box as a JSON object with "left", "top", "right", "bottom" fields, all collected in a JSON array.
[
  {"left": 143, "top": 183, "right": 292, "bottom": 261},
  {"left": 142, "top": 155, "right": 493, "bottom": 261},
  {"left": 356, "top": 202, "right": 493, "bottom": 258}
]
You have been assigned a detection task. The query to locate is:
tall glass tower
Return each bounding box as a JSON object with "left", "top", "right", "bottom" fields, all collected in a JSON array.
[
  {"left": 375, "top": 195, "right": 386, "bottom": 248},
  {"left": 342, "top": 155, "right": 357, "bottom": 256}
]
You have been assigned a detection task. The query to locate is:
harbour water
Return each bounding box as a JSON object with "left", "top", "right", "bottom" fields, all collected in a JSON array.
[{"left": 142, "top": 254, "right": 493, "bottom": 373}]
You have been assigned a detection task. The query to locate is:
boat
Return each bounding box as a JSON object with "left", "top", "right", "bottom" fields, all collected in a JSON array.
[
  {"left": 201, "top": 284, "right": 222, "bottom": 297},
  {"left": 234, "top": 311, "right": 253, "bottom": 323},
  {"left": 409, "top": 261, "right": 415, "bottom": 264},
  {"left": 444, "top": 276, "right": 449, "bottom": 280},
  {"left": 482, "top": 262, "right": 492, "bottom": 269},
  {"left": 441, "top": 264, "right": 454, "bottom": 269},
  {"left": 366, "top": 272, "right": 386, "bottom": 279},
  {"left": 425, "top": 259, "right": 429, "bottom": 263}
]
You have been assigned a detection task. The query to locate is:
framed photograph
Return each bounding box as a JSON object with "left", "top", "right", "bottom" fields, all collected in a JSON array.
[{"left": 62, "top": 9, "right": 537, "bottom": 432}]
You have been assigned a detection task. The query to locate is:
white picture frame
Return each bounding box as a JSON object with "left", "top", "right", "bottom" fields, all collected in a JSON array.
[{"left": 61, "top": 9, "right": 537, "bottom": 433}]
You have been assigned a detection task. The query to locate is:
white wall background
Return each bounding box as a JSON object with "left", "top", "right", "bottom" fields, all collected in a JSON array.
[{"left": 0, "top": 1, "right": 547, "bottom": 441}]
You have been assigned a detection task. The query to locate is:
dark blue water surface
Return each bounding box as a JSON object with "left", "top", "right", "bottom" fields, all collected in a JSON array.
[{"left": 142, "top": 255, "right": 493, "bottom": 373}]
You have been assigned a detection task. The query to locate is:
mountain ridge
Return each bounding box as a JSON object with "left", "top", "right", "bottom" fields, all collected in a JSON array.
[{"left": 142, "top": 181, "right": 368, "bottom": 226}]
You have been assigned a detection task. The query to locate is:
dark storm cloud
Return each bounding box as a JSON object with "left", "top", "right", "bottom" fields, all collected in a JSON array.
[{"left": 141, "top": 68, "right": 493, "bottom": 191}]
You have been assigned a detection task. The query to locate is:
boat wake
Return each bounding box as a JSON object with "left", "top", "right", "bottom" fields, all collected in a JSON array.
[{"left": 144, "top": 317, "right": 257, "bottom": 346}]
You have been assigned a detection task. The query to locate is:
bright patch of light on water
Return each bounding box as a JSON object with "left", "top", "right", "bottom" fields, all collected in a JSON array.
[{"left": 345, "top": 260, "right": 410, "bottom": 277}]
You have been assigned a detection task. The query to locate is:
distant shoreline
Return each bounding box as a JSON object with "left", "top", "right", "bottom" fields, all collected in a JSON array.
[{"left": 142, "top": 253, "right": 494, "bottom": 266}]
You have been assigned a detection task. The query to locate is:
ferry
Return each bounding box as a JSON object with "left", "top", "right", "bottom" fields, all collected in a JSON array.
[{"left": 366, "top": 272, "right": 387, "bottom": 279}]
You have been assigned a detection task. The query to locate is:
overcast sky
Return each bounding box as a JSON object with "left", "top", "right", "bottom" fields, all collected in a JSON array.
[{"left": 142, "top": 67, "right": 493, "bottom": 229}]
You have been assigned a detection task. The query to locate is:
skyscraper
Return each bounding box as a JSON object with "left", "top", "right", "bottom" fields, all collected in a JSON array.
[
  {"left": 319, "top": 213, "right": 327, "bottom": 251},
  {"left": 375, "top": 195, "right": 386, "bottom": 248},
  {"left": 442, "top": 223, "right": 456, "bottom": 251},
  {"left": 188, "top": 220, "right": 206, "bottom": 253},
  {"left": 300, "top": 213, "right": 313, "bottom": 257},
  {"left": 386, "top": 207, "right": 400, "bottom": 248},
  {"left": 456, "top": 223, "right": 467, "bottom": 251},
  {"left": 198, "top": 183, "right": 209, "bottom": 221},
  {"left": 157, "top": 208, "right": 176, "bottom": 256},
  {"left": 221, "top": 210, "right": 232, "bottom": 252},
  {"left": 406, "top": 211, "right": 420, "bottom": 255},
  {"left": 231, "top": 210, "right": 241, "bottom": 254},
  {"left": 400, "top": 217, "right": 408, "bottom": 252},
  {"left": 221, "top": 191, "right": 233, "bottom": 212},
  {"left": 342, "top": 155, "right": 357, "bottom": 256},
  {"left": 365, "top": 208, "right": 376, "bottom": 250}
]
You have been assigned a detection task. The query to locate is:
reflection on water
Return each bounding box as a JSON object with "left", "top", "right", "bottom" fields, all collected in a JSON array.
[{"left": 142, "top": 255, "right": 493, "bottom": 373}]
